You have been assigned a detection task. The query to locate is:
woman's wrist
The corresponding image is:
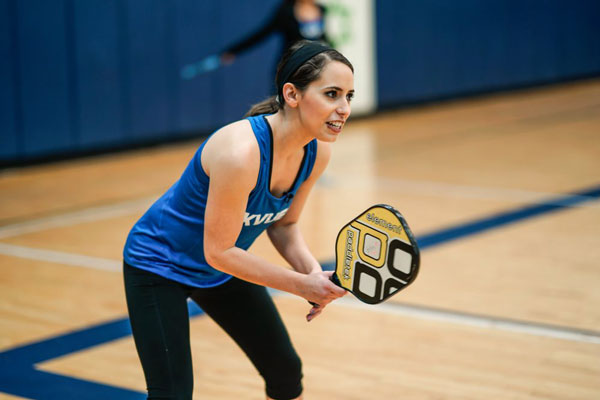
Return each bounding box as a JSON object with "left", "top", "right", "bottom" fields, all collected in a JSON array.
[
  {"left": 308, "top": 264, "right": 322, "bottom": 274},
  {"left": 296, "top": 261, "right": 321, "bottom": 275}
]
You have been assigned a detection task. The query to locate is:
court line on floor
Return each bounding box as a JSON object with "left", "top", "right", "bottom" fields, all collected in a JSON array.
[
  {"left": 0, "top": 243, "right": 121, "bottom": 271},
  {"left": 333, "top": 296, "right": 600, "bottom": 345},
  {"left": 409, "top": 183, "right": 600, "bottom": 248},
  {"left": 2, "top": 237, "right": 600, "bottom": 345},
  {"left": 319, "top": 175, "right": 600, "bottom": 209},
  {"left": 0, "top": 303, "right": 203, "bottom": 400},
  {"left": 1, "top": 184, "right": 599, "bottom": 399},
  {"left": 1, "top": 178, "right": 598, "bottom": 241},
  {"left": 0, "top": 196, "right": 156, "bottom": 239},
  {"left": 1, "top": 184, "right": 599, "bottom": 343}
]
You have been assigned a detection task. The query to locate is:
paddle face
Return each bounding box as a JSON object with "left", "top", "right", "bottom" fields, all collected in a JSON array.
[
  {"left": 333, "top": 204, "right": 420, "bottom": 304},
  {"left": 180, "top": 54, "right": 221, "bottom": 80}
]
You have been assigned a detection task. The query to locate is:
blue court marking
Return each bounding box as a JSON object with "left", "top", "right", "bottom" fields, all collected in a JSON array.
[
  {"left": 1, "top": 184, "right": 599, "bottom": 399},
  {"left": 0, "top": 304, "right": 204, "bottom": 399},
  {"left": 415, "top": 184, "right": 600, "bottom": 250}
]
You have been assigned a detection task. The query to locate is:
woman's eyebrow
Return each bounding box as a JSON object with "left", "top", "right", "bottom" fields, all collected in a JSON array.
[{"left": 323, "top": 86, "right": 355, "bottom": 93}]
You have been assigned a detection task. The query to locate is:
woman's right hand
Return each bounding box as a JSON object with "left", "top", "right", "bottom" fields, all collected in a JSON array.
[{"left": 300, "top": 270, "right": 346, "bottom": 320}]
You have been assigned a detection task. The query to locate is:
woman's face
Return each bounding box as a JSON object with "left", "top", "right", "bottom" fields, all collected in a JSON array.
[{"left": 296, "top": 60, "right": 354, "bottom": 142}]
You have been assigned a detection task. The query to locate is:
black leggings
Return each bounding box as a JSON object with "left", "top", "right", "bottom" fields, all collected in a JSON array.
[{"left": 123, "top": 262, "right": 303, "bottom": 400}]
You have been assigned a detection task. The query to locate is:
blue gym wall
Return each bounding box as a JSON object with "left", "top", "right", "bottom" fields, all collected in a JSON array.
[
  {"left": 376, "top": 0, "right": 600, "bottom": 107},
  {"left": 1, "top": 0, "right": 281, "bottom": 164},
  {"left": 2, "top": 0, "right": 600, "bottom": 164}
]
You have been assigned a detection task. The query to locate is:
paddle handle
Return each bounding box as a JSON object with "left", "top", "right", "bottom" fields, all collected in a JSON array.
[{"left": 308, "top": 272, "right": 341, "bottom": 307}]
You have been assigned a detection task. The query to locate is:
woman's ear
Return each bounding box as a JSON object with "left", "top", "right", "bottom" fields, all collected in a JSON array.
[{"left": 282, "top": 83, "right": 300, "bottom": 108}]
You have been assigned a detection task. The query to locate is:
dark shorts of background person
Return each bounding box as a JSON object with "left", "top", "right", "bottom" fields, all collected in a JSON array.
[{"left": 123, "top": 261, "right": 303, "bottom": 400}]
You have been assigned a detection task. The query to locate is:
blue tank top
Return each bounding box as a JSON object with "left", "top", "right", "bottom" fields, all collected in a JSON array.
[{"left": 123, "top": 115, "right": 318, "bottom": 288}]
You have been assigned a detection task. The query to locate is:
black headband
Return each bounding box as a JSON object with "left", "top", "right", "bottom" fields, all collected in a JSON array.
[{"left": 276, "top": 41, "right": 332, "bottom": 103}]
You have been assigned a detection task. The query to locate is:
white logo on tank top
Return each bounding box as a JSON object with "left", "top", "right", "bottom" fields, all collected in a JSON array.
[{"left": 243, "top": 208, "right": 289, "bottom": 226}]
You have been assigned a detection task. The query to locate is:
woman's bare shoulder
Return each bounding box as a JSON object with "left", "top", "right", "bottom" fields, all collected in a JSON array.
[{"left": 201, "top": 119, "right": 260, "bottom": 179}]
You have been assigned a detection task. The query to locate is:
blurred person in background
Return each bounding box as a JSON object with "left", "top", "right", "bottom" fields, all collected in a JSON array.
[{"left": 220, "top": 0, "right": 331, "bottom": 66}]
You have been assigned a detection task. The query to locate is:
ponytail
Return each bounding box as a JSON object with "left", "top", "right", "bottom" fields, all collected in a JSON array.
[{"left": 244, "top": 96, "right": 281, "bottom": 117}]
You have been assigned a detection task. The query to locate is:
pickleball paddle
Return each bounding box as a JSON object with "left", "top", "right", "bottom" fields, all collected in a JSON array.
[{"left": 332, "top": 204, "right": 420, "bottom": 304}]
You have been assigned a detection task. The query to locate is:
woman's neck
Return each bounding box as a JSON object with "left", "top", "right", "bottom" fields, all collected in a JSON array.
[{"left": 266, "top": 111, "right": 313, "bottom": 158}]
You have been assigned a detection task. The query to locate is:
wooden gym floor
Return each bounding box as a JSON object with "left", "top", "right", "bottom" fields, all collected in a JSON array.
[{"left": 1, "top": 78, "right": 599, "bottom": 399}]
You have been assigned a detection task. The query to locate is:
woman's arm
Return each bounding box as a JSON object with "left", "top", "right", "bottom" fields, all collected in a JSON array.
[
  {"left": 266, "top": 140, "right": 331, "bottom": 275},
  {"left": 202, "top": 126, "right": 344, "bottom": 307},
  {"left": 222, "top": 3, "right": 286, "bottom": 57},
  {"left": 266, "top": 141, "right": 342, "bottom": 321}
]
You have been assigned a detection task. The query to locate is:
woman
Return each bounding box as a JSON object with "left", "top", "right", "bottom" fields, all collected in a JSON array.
[{"left": 123, "top": 40, "right": 354, "bottom": 399}]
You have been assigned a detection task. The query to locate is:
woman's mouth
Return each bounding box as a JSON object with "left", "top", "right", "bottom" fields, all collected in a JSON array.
[{"left": 326, "top": 121, "right": 343, "bottom": 133}]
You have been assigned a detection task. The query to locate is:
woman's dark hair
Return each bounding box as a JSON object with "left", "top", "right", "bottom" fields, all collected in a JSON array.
[{"left": 245, "top": 40, "right": 354, "bottom": 117}]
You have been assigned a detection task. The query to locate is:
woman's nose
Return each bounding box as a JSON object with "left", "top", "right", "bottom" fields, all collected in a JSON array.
[{"left": 337, "top": 99, "right": 351, "bottom": 117}]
